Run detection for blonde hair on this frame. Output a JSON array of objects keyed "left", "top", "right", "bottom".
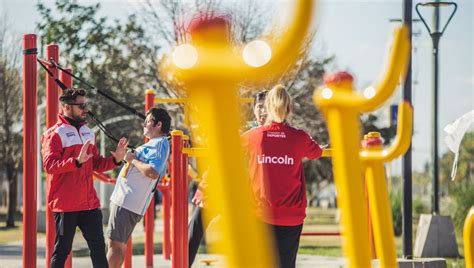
[{"left": 265, "top": 84, "right": 291, "bottom": 124}]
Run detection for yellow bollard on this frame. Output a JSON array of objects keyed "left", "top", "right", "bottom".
[
  {"left": 465, "top": 207, "right": 474, "bottom": 268},
  {"left": 313, "top": 25, "right": 410, "bottom": 268},
  {"left": 160, "top": 1, "right": 315, "bottom": 267}
]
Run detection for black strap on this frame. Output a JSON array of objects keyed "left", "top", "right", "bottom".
[
  {"left": 37, "top": 59, "right": 68, "bottom": 90},
  {"left": 23, "top": 48, "right": 38, "bottom": 55},
  {"left": 49, "top": 60, "right": 146, "bottom": 120},
  {"left": 37, "top": 58, "right": 138, "bottom": 151},
  {"left": 87, "top": 111, "right": 136, "bottom": 151}
]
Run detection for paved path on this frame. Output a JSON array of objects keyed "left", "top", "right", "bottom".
[
  {"left": 0, "top": 252, "right": 346, "bottom": 268},
  {"left": 0, "top": 217, "right": 346, "bottom": 267},
  {"left": 0, "top": 232, "right": 346, "bottom": 267}
]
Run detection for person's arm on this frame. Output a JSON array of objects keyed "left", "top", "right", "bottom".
[
  {"left": 192, "top": 168, "right": 210, "bottom": 206},
  {"left": 125, "top": 153, "right": 161, "bottom": 180},
  {"left": 92, "top": 137, "right": 128, "bottom": 172},
  {"left": 124, "top": 139, "right": 168, "bottom": 180},
  {"left": 303, "top": 131, "right": 323, "bottom": 160}
]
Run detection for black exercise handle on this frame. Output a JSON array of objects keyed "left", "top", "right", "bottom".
[
  {"left": 87, "top": 111, "right": 136, "bottom": 151},
  {"left": 37, "top": 59, "right": 68, "bottom": 90}
]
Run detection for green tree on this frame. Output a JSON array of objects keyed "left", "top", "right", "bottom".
[
  {"left": 440, "top": 131, "right": 474, "bottom": 231},
  {"left": 0, "top": 15, "right": 22, "bottom": 228},
  {"left": 36, "top": 0, "right": 173, "bottom": 150},
  {"left": 36, "top": 1, "right": 393, "bottom": 204}
]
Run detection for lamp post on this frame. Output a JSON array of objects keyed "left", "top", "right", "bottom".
[{"left": 415, "top": 1, "right": 457, "bottom": 215}]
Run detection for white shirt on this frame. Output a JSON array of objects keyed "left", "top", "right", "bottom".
[{"left": 110, "top": 136, "right": 169, "bottom": 215}]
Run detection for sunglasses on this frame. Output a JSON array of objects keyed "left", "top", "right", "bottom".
[{"left": 67, "top": 102, "right": 89, "bottom": 110}]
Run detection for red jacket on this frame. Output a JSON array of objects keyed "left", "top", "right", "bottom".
[
  {"left": 242, "top": 122, "right": 322, "bottom": 226},
  {"left": 41, "top": 114, "right": 117, "bottom": 212}
]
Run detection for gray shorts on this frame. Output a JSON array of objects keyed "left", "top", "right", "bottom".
[{"left": 107, "top": 203, "right": 142, "bottom": 243}]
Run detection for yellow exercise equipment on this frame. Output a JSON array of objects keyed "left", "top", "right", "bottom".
[
  {"left": 313, "top": 25, "right": 410, "bottom": 267},
  {"left": 160, "top": 1, "right": 315, "bottom": 267}
]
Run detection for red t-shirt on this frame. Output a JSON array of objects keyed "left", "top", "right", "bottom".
[{"left": 242, "top": 122, "right": 322, "bottom": 226}]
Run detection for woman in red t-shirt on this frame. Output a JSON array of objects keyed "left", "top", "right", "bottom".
[{"left": 242, "top": 85, "right": 323, "bottom": 268}]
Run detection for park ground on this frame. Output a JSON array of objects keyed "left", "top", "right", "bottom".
[{"left": 0, "top": 207, "right": 466, "bottom": 267}]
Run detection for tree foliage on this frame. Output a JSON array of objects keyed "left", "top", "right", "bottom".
[
  {"left": 37, "top": 1, "right": 180, "bottom": 149},
  {"left": 35, "top": 1, "right": 393, "bottom": 206},
  {"left": 441, "top": 131, "right": 474, "bottom": 231},
  {"left": 0, "top": 15, "right": 22, "bottom": 228}
]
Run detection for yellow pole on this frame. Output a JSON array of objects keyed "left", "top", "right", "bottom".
[
  {"left": 313, "top": 26, "right": 410, "bottom": 268},
  {"left": 360, "top": 102, "right": 412, "bottom": 267},
  {"left": 464, "top": 207, "right": 474, "bottom": 268},
  {"left": 160, "top": 1, "right": 315, "bottom": 266},
  {"left": 187, "top": 85, "right": 275, "bottom": 267},
  {"left": 365, "top": 162, "right": 398, "bottom": 267},
  {"left": 324, "top": 105, "right": 372, "bottom": 268}
]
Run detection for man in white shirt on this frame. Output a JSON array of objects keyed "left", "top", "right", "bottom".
[{"left": 106, "top": 108, "right": 171, "bottom": 268}]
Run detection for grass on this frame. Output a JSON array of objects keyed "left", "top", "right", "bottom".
[
  {"left": 0, "top": 220, "right": 46, "bottom": 244},
  {"left": 298, "top": 245, "right": 342, "bottom": 256},
  {"left": 0, "top": 222, "right": 24, "bottom": 244}
]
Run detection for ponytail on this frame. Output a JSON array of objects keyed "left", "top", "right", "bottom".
[{"left": 265, "top": 84, "right": 291, "bottom": 124}]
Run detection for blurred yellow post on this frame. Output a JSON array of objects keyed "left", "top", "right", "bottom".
[
  {"left": 464, "top": 207, "right": 474, "bottom": 268},
  {"left": 313, "top": 25, "right": 410, "bottom": 267},
  {"left": 160, "top": 1, "right": 315, "bottom": 267}
]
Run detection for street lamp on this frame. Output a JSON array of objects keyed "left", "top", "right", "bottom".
[{"left": 415, "top": 1, "right": 457, "bottom": 215}]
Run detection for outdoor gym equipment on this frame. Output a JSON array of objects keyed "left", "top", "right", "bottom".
[
  {"left": 167, "top": 129, "right": 335, "bottom": 267},
  {"left": 22, "top": 39, "right": 159, "bottom": 268},
  {"left": 360, "top": 101, "right": 413, "bottom": 267},
  {"left": 161, "top": 0, "right": 313, "bottom": 267},
  {"left": 313, "top": 25, "right": 410, "bottom": 267},
  {"left": 161, "top": 0, "right": 314, "bottom": 267}
]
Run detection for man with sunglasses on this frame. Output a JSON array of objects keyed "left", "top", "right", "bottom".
[{"left": 42, "top": 88, "right": 128, "bottom": 268}]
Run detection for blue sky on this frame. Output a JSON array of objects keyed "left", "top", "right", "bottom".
[{"left": 1, "top": 0, "right": 473, "bottom": 172}]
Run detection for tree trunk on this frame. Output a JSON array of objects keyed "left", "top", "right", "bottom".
[{"left": 6, "top": 163, "right": 17, "bottom": 228}]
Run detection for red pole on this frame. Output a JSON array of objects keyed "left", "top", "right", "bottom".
[
  {"left": 158, "top": 182, "right": 171, "bottom": 260},
  {"left": 171, "top": 131, "right": 183, "bottom": 268},
  {"left": 60, "top": 69, "right": 73, "bottom": 268},
  {"left": 181, "top": 140, "right": 189, "bottom": 268},
  {"left": 60, "top": 68, "right": 72, "bottom": 89},
  {"left": 144, "top": 89, "right": 155, "bottom": 266},
  {"left": 45, "top": 44, "right": 59, "bottom": 268},
  {"left": 22, "top": 33, "right": 37, "bottom": 268},
  {"left": 124, "top": 239, "right": 132, "bottom": 268}
]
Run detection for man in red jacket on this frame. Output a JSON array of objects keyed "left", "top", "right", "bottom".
[{"left": 42, "top": 88, "right": 128, "bottom": 268}]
